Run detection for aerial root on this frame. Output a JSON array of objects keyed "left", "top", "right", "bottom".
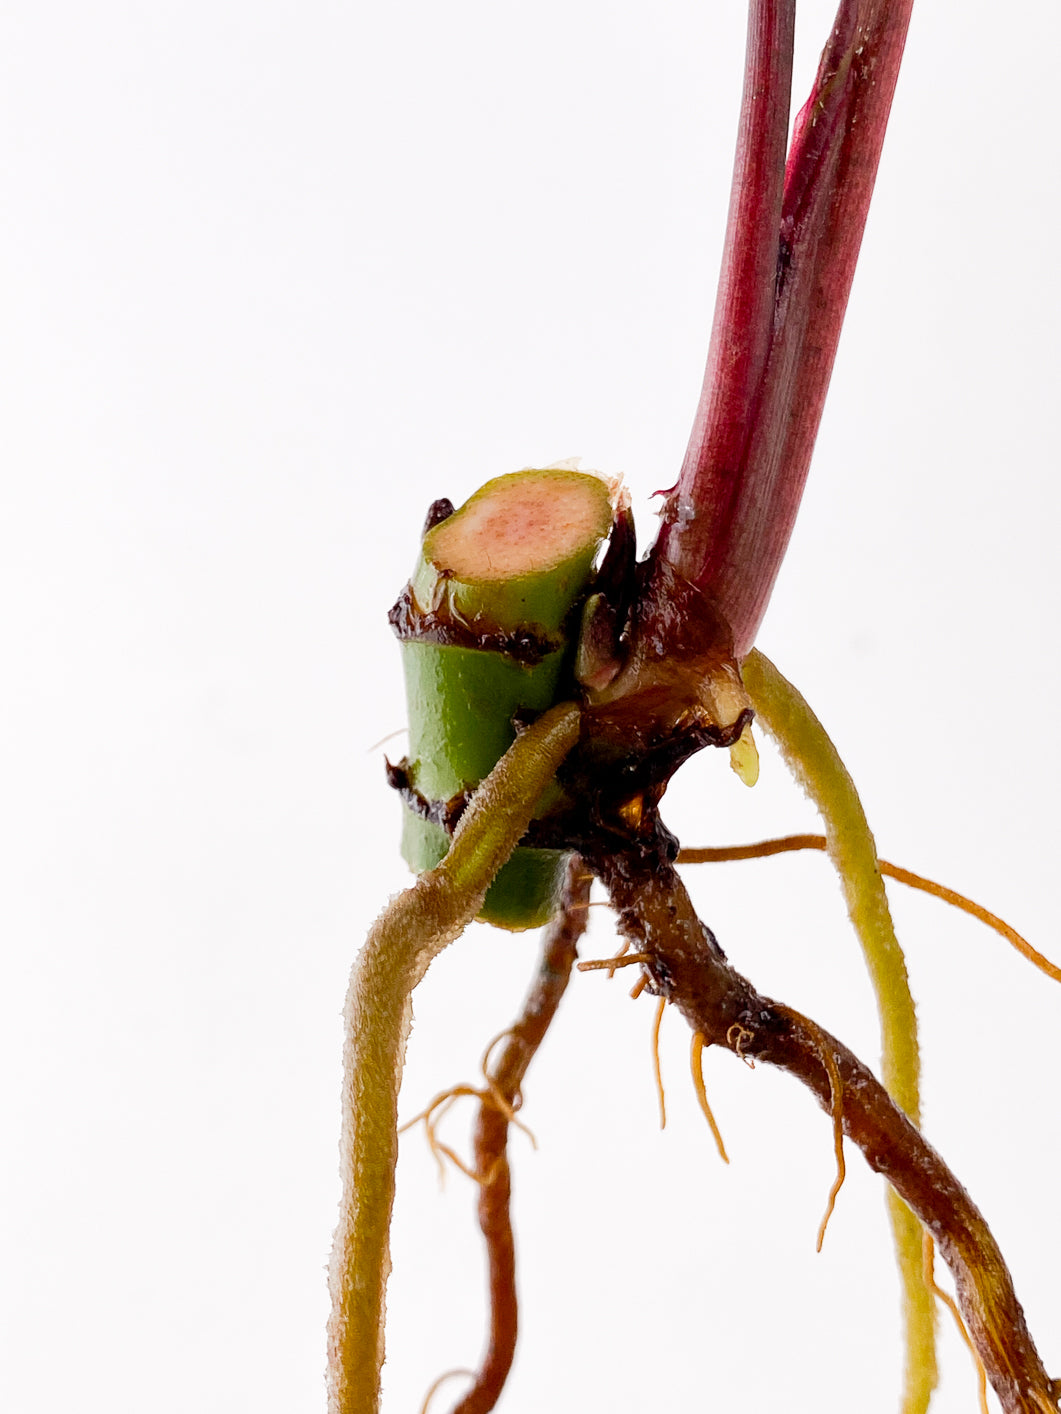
[
  {"left": 629, "top": 973, "right": 649, "bottom": 1000},
  {"left": 651, "top": 996, "right": 667, "bottom": 1129},
  {"left": 690, "top": 1032, "right": 729, "bottom": 1163},
  {"left": 418, "top": 1368, "right": 477, "bottom": 1414},
  {"left": 922, "top": 1232, "right": 989, "bottom": 1414},
  {"left": 678, "top": 834, "right": 1061, "bottom": 985},
  {"left": 774, "top": 1004, "right": 846, "bottom": 1251}
]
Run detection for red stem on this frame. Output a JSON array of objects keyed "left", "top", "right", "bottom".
[
  {"left": 654, "top": 0, "right": 915, "bottom": 657},
  {"left": 654, "top": 0, "right": 794, "bottom": 591}
]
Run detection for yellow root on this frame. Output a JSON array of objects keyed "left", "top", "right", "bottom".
[
  {"left": 479, "top": 1026, "right": 516, "bottom": 1079},
  {"left": 882, "top": 859, "right": 1061, "bottom": 985},
  {"left": 773, "top": 1005, "right": 846, "bottom": 1251},
  {"left": 400, "top": 1084, "right": 482, "bottom": 1133},
  {"left": 740, "top": 653, "right": 936, "bottom": 1413},
  {"left": 577, "top": 945, "right": 660, "bottom": 997},
  {"left": 678, "top": 833, "right": 1061, "bottom": 985},
  {"left": 425, "top": 1095, "right": 482, "bottom": 1186},
  {"left": 432, "top": 1137, "right": 491, "bottom": 1186},
  {"left": 726, "top": 1023, "right": 755, "bottom": 1066},
  {"left": 400, "top": 1079, "right": 537, "bottom": 1186},
  {"left": 577, "top": 949, "right": 650, "bottom": 974},
  {"left": 690, "top": 1032, "right": 729, "bottom": 1163},
  {"left": 813, "top": 1041, "right": 846, "bottom": 1254},
  {"left": 605, "top": 937, "right": 631, "bottom": 977},
  {"left": 418, "top": 1367, "right": 476, "bottom": 1414},
  {"left": 921, "top": 1233, "right": 989, "bottom": 1414},
  {"left": 578, "top": 957, "right": 667, "bottom": 1112},
  {"left": 478, "top": 1028, "right": 534, "bottom": 1130},
  {"left": 399, "top": 1086, "right": 476, "bottom": 1184},
  {"left": 651, "top": 996, "right": 667, "bottom": 1130}
]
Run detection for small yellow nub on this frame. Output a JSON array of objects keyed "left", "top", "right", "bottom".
[{"left": 728, "top": 722, "right": 760, "bottom": 787}]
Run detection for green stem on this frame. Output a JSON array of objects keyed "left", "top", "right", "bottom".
[
  {"left": 741, "top": 649, "right": 936, "bottom": 1414},
  {"left": 327, "top": 702, "right": 581, "bottom": 1414},
  {"left": 394, "top": 468, "right": 612, "bottom": 928}
]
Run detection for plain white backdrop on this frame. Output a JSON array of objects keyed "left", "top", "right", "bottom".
[{"left": 1, "top": 2, "right": 1058, "bottom": 1411}]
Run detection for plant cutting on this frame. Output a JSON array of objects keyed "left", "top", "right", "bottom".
[{"left": 331, "top": 2, "right": 1060, "bottom": 1413}]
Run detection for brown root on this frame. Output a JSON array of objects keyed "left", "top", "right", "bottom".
[
  {"left": 590, "top": 846, "right": 1059, "bottom": 1414},
  {"left": 443, "top": 858, "right": 589, "bottom": 1414}
]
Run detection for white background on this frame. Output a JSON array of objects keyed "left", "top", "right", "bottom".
[{"left": 2, "top": 2, "right": 1058, "bottom": 1411}]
